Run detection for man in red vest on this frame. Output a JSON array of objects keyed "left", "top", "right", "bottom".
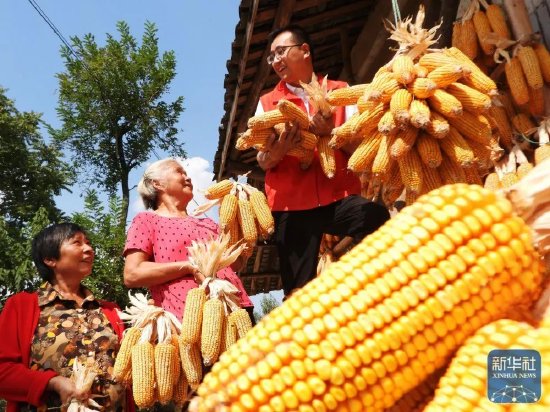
[{"left": 256, "top": 24, "right": 390, "bottom": 297}]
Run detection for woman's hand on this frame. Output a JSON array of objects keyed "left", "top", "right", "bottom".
[
  {"left": 47, "top": 376, "right": 89, "bottom": 407},
  {"left": 179, "top": 261, "right": 205, "bottom": 284}
]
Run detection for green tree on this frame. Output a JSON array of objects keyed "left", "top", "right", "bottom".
[
  {"left": 0, "top": 88, "right": 71, "bottom": 228},
  {"left": 56, "top": 21, "right": 185, "bottom": 226},
  {"left": 253, "top": 293, "right": 281, "bottom": 323},
  {"left": 72, "top": 190, "right": 131, "bottom": 308}
]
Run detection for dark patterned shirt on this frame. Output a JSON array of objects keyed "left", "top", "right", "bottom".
[{"left": 20, "top": 282, "right": 125, "bottom": 412}]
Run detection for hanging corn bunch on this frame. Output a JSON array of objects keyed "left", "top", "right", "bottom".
[
  {"left": 113, "top": 292, "right": 185, "bottom": 409},
  {"left": 66, "top": 358, "right": 102, "bottom": 412},
  {"left": 179, "top": 232, "right": 252, "bottom": 390},
  {"left": 325, "top": 6, "right": 506, "bottom": 208},
  {"left": 190, "top": 156, "right": 550, "bottom": 411}
]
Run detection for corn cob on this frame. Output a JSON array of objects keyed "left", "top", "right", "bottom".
[
  {"left": 517, "top": 46, "right": 543, "bottom": 90},
  {"left": 180, "top": 287, "right": 206, "bottom": 344},
  {"left": 427, "top": 64, "right": 464, "bottom": 88},
  {"left": 391, "top": 55, "right": 416, "bottom": 85},
  {"left": 409, "top": 99, "right": 431, "bottom": 129},
  {"left": 505, "top": 56, "right": 530, "bottom": 106},
  {"left": 113, "top": 327, "right": 141, "bottom": 383},
  {"left": 372, "top": 133, "right": 395, "bottom": 177},
  {"left": 237, "top": 189, "right": 258, "bottom": 245},
  {"left": 173, "top": 370, "right": 189, "bottom": 407},
  {"left": 413, "top": 64, "right": 429, "bottom": 79},
  {"left": 425, "top": 112, "right": 450, "bottom": 139},
  {"left": 357, "top": 94, "right": 379, "bottom": 113},
  {"left": 533, "top": 43, "right": 550, "bottom": 83},
  {"left": 446, "top": 82, "right": 491, "bottom": 112},
  {"left": 326, "top": 84, "right": 368, "bottom": 106},
  {"left": 318, "top": 136, "right": 336, "bottom": 178},
  {"left": 390, "top": 126, "right": 419, "bottom": 159},
  {"left": 227, "top": 216, "right": 241, "bottom": 248},
  {"left": 287, "top": 145, "right": 314, "bottom": 163},
  {"left": 180, "top": 342, "right": 203, "bottom": 390},
  {"left": 420, "top": 163, "right": 443, "bottom": 194},
  {"left": 473, "top": 10, "right": 495, "bottom": 55},
  {"left": 348, "top": 133, "right": 382, "bottom": 172},
  {"left": 388, "top": 369, "right": 444, "bottom": 412},
  {"left": 410, "top": 78, "right": 438, "bottom": 99},
  {"left": 365, "top": 72, "right": 402, "bottom": 103},
  {"left": 204, "top": 179, "right": 235, "bottom": 200},
  {"left": 397, "top": 147, "right": 424, "bottom": 193},
  {"left": 512, "top": 113, "right": 535, "bottom": 135},
  {"left": 132, "top": 341, "right": 156, "bottom": 409},
  {"left": 501, "top": 172, "right": 519, "bottom": 188},
  {"left": 516, "top": 162, "right": 534, "bottom": 179},
  {"left": 444, "top": 47, "right": 498, "bottom": 95},
  {"left": 528, "top": 86, "right": 545, "bottom": 117},
  {"left": 155, "top": 342, "right": 177, "bottom": 404},
  {"left": 484, "top": 172, "right": 501, "bottom": 191},
  {"left": 438, "top": 153, "right": 467, "bottom": 184},
  {"left": 428, "top": 89, "right": 463, "bottom": 118},
  {"left": 235, "top": 128, "right": 272, "bottom": 151},
  {"left": 415, "top": 132, "right": 442, "bottom": 168},
  {"left": 418, "top": 52, "right": 459, "bottom": 71},
  {"left": 201, "top": 298, "right": 224, "bottom": 366},
  {"left": 378, "top": 110, "right": 397, "bottom": 135},
  {"left": 535, "top": 144, "right": 550, "bottom": 165},
  {"left": 448, "top": 112, "right": 492, "bottom": 145},
  {"left": 423, "top": 319, "right": 534, "bottom": 412},
  {"left": 463, "top": 167, "right": 482, "bottom": 185},
  {"left": 439, "top": 127, "right": 475, "bottom": 167},
  {"left": 299, "top": 130, "right": 318, "bottom": 150},
  {"left": 196, "top": 182, "right": 544, "bottom": 411},
  {"left": 488, "top": 105, "right": 514, "bottom": 150},
  {"left": 330, "top": 112, "right": 361, "bottom": 148},
  {"left": 219, "top": 190, "right": 238, "bottom": 232},
  {"left": 228, "top": 308, "right": 253, "bottom": 339},
  {"left": 352, "top": 102, "right": 385, "bottom": 137},
  {"left": 465, "top": 138, "right": 494, "bottom": 170},
  {"left": 249, "top": 189, "right": 274, "bottom": 235},
  {"left": 486, "top": 4, "right": 511, "bottom": 39},
  {"left": 389, "top": 89, "right": 413, "bottom": 127},
  {"left": 277, "top": 99, "right": 309, "bottom": 129},
  {"left": 222, "top": 316, "right": 238, "bottom": 351},
  {"left": 247, "top": 109, "right": 287, "bottom": 130},
  {"left": 452, "top": 19, "right": 479, "bottom": 61}
]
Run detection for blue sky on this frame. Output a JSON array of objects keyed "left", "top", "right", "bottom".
[{"left": 1, "top": 0, "right": 283, "bottom": 304}]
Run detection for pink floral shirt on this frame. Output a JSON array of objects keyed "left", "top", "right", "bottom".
[{"left": 124, "top": 212, "right": 253, "bottom": 320}]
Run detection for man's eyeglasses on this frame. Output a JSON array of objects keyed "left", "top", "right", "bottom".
[{"left": 266, "top": 44, "right": 303, "bottom": 64}]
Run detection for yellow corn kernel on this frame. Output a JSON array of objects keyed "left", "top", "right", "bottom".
[
  {"left": 155, "top": 342, "right": 177, "bottom": 404},
  {"left": 219, "top": 190, "right": 238, "bottom": 231},
  {"left": 247, "top": 109, "right": 287, "bottom": 130},
  {"left": 180, "top": 342, "right": 203, "bottom": 391},
  {"left": 438, "top": 153, "right": 467, "bottom": 184},
  {"left": 410, "top": 78, "right": 438, "bottom": 99},
  {"left": 428, "top": 89, "right": 463, "bottom": 118},
  {"left": 473, "top": 11, "right": 495, "bottom": 55},
  {"left": 517, "top": 46, "right": 543, "bottom": 90},
  {"left": 330, "top": 112, "right": 362, "bottom": 148},
  {"left": 414, "top": 63, "right": 429, "bottom": 78},
  {"left": 425, "top": 112, "right": 450, "bottom": 139},
  {"left": 415, "top": 132, "right": 442, "bottom": 168},
  {"left": 483, "top": 172, "right": 501, "bottom": 191},
  {"left": 389, "top": 89, "right": 413, "bottom": 127},
  {"left": 229, "top": 308, "right": 254, "bottom": 339},
  {"left": 365, "top": 72, "right": 402, "bottom": 103},
  {"left": 505, "top": 56, "right": 530, "bottom": 106},
  {"left": 391, "top": 55, "right": 416, "bottom": 85},
  {"left": 463, "top": 167, "right": 482, "bottom": 186},
  {"left": 249, "top": 189, "right": 274, "bottom": 235},
  {"left": 454, "top": 19, "right": 479, "bottom": 60},
  {"left": 511, "top": 113, "right": 535, "bottom": 135},
  {"left": 465, "top": 138, "right": 494, "bottom": 170},
  {"left": 421, "top": 162, "right": 443, "bottom": 194},
  {"left": 238, "top": 189, "right": 258, "bottom": 245},
  {"left": 348, "top": 133, "right": 382, "bottom": 173},
  {"left": 378, "top": 110, "right": 397, "bottom": 135},
  {"left": 535, "top": 144, "right": 550, "bottom": 165},
  {"left": 113, "top": 327, "right": 141, "bottom": 383},
  {"left": 132, "top": 341, "right": 156, "bottom": 409},
  {"left": 326, "top": 84, "right": 368, "bottom": 106},
  {"left": 444, "top": 47, "right": 498, "bottom": 95},
  {"left": 352, "top": 102, "right": 386, "bottom": 137},
  {"left": 371, "top": 132, "right": 395, "bottom": 177},
  {"left": 318, "top": 136, "right": 336, "bottom": 178},
  {"left": 409, "top": 99, "right": 431, "bottom": 129},
  {"left": 201, "top": 298, "right": 224, "bottom": 366},
  {"left": 487, "top": 105, "right": 513, "bottom": 150},
  {"left": 439, "top": 127, "right": 475, "bottom": 167},
  {"left": 235, "top": 128, "right": 272, "bottom": 151},
  {"left": 299, "top": 130, "right": 318, "bottom": 150},
  {"left": 173, "top": 370, "right": 189, "bottom": 407},
  {"left": 528, "top": 86, "right": 544, "bottom": 117},
  {"left": 448, "top": 112, "right": 492, "bottom": 145},
  {"left": 277, "top": 99, "right": 309, "bottom": 129},
  {"left": 418, "top": 52, "right": 460, "bottom": 71},
  {"left": 427, "top": 64, "right": 465, "bottom": 88},
  {"left": 446, "top": 82, "right": 491, "bottom": 112},
  {"left": 486, "top": 4, "right": 511, "bottom": 39},
  {"left": 533, "top": 43, "right": 550, "bottom": 83},
  {"left": 500, "top": 172, "right": 519, "bottom": 188},
  {"left": 205, "top": 179, "right": 235, "bottom": 200},
  {"left": 390, "top": 125, "right": 419, "bottom": 159},
  {"left": 397, "top": 147, "right": 424, "bottom": 194}
]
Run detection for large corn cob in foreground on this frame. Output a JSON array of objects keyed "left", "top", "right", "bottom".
[{"left": 193, "top": 179, "right": 546, "bottom": 411}]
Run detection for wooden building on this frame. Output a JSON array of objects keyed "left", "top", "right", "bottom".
[{"left": 212, "top": 0, "right": 465, "bottom": 295}]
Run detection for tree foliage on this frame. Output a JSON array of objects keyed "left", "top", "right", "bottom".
[
  {"left": 0, "top": 88, "right": 71, "bottom": 229},
  {"left": 55, "top": 21, "right": 185, "bottom": 225},
  {"left": 253, "top": 293, "right": 281, "bottom": 323}
]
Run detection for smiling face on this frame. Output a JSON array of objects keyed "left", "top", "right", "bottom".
[
  {"left": 158, "top": 160, "right": 194, "bottom": 202},
  {"left": 270, "top": 31, "right": 313, "bottom": 86},
  {"left": 44, "top": 232, "right": 95, "bottom": 281}
]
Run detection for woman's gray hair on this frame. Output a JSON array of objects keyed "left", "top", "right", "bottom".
[{"left": 137, "top": 158, "right": 179, "bottom": 209}]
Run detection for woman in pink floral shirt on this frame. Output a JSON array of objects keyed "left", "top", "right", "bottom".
[{"left": 123, "top": 158, "right": 253, "bottom": 321}]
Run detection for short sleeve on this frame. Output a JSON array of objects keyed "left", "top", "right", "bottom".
[{"left": 123, "top": 212, "right": 154, "bottom": 257}]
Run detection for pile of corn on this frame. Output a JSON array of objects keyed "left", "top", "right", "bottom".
[
  {"left": 324, "top": 8, "right": 505, "bottom": 208},
  {"left": 113, "top": 292, "right": 188, "bottom": 409},
  {"left": 236, "top": 99, "right": 321, "bottom": 172},
  {"left": 204, "top": 179, "right": 274, "bottom": 248},
  {"left": 190, "top": 153, "right": 550, "bottom": 410}
]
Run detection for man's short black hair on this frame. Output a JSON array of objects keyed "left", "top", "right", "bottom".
[
  {"left": 268, "top": 24, "right": 314, "bottom": 60},
  {"left": 31, "top": 222, "right": 88, "bottom": 281}
]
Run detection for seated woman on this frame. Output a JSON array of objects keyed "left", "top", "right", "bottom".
[
  {"left": 123, "top": 158, "right": 254, "bottom": 322},
  {"left": 0, "top": 222, "right": 133, "bottom": 411}
]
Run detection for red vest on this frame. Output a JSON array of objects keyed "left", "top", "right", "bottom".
[{"left": 260, "top": 77, "right": 361, "bottom": 211}]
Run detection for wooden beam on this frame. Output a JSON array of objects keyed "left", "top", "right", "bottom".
[
  {"left": 217, "top": 0, "right": 260, "bottom": 181},
  {"left": 255, "top": 0, "right": 330, "bottom": 24},
  {"left": 224, "top": 161, "right": 265, "bottom": 181},
  {"left": 253, "top": 245, "right": 264, "bottom": 273}
]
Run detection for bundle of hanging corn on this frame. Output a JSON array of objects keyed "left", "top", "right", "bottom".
[
  {"left": 113, "top": 293, "right": 186, "bottom": 409},
  {"left": 197, "top": 179, "right": 274, "bottom": 248},
  {"left": 189, "top": 157, "right": 550, "bottom": 411},
  {"left": 179, "top": 232, "right": 252, "bottom": 391},
  {"left": 321, "top": 6, "right": 507, "bottom": 207},
  {"left": 236, "top": 99, "right": 319, "bottom": 170},
  {"left": 66, "top": 358, "right": 102, "bottom": 411}
]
